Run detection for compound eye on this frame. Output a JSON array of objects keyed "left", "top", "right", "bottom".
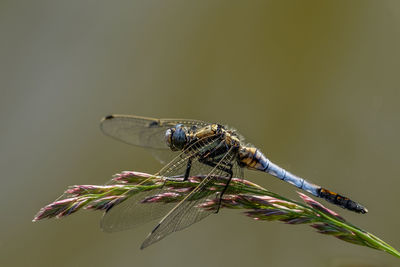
[
  {"left": 165, "top": 128, "right": 174, "bottom": 148},
  {"left": 170, "top": 124, "right": 187, "bottom": 151}
]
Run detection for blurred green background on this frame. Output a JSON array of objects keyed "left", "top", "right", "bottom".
[{"left": 1, "top": 1, "right": 399, "bottom": 266}]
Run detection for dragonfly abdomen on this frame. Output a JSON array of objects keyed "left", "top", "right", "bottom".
[
  {"left": 262, "top": 159, "right": 321, "bottom": 197},
  {"left": 238, "top": 147, "right": 269, "bottom": 170},
  {"left": 239, "top": 146, "right": 368, "bottom": 213}
]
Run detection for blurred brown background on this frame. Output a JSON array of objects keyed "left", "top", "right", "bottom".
[{"left": 1, "top": 1, "right": 399, "bottom": 266}]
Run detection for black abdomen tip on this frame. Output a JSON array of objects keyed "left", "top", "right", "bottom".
[
  {"left": 318, "top": 188, "right": 368, "bottom": 214},
  {"left": 104, "top": 115, "right": 114, "bottom": 120},
  {"left": 346, "top": 200, "right": 368, "bottom": 214}
]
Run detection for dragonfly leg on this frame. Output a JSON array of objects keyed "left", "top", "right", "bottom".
[
  {"left": 216, "top": 165, "right": 233, "bottom": 213},
  {"left": 183, "top": 158, "right": 193, "bottom": 181},
  {"left": 200, "top": 159, "right": 233, "bottom": 213}
]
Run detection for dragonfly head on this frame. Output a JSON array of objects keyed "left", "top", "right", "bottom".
[{"left": 165, "top": 124, "right": 188, "bottom": 151}]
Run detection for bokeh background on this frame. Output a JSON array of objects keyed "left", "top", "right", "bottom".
[{"left": 1, "top": 1, "right": 399, "bottom": 266}]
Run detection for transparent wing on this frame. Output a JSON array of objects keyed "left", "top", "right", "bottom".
[
  {"left": 100, "top": 114, "right": 210, "bottom": 149},
  {"left": 100, "top": 134, "right": 227, "bottom": 232},
  {"left": 140, "top": 147, "right": 242, "bottom": 249}
]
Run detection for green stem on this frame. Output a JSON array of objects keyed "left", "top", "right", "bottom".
[
  {"left": 233, "top": 182, "right": 400, "bottom": 258},
  {"left": 317, "top": 211, "right": 400, "bottom": 258}
]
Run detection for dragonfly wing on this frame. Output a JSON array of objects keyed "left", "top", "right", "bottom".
[
  {"left": 100, "top": 114, "right": 209, "bottom": 149},
  {"left": 100, "top": 185, "right": 177, "bottom": 232},
  {"left": 100, "top": 134, "right": 226, "bottom": 232},
  {"left": 150, "top": 148, "right": 178, "bottom": 165},
  {"left": 140, "top": 147, "right": 241, "bottom": 249}
]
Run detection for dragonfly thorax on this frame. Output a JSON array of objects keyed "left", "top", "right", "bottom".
[{"left": 165, "top": 123, "right": 238, "bottom": 152}]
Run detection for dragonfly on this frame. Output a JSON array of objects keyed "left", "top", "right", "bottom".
[{"left": 100, "top": 114, "right": 367, "bottom": 249}]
